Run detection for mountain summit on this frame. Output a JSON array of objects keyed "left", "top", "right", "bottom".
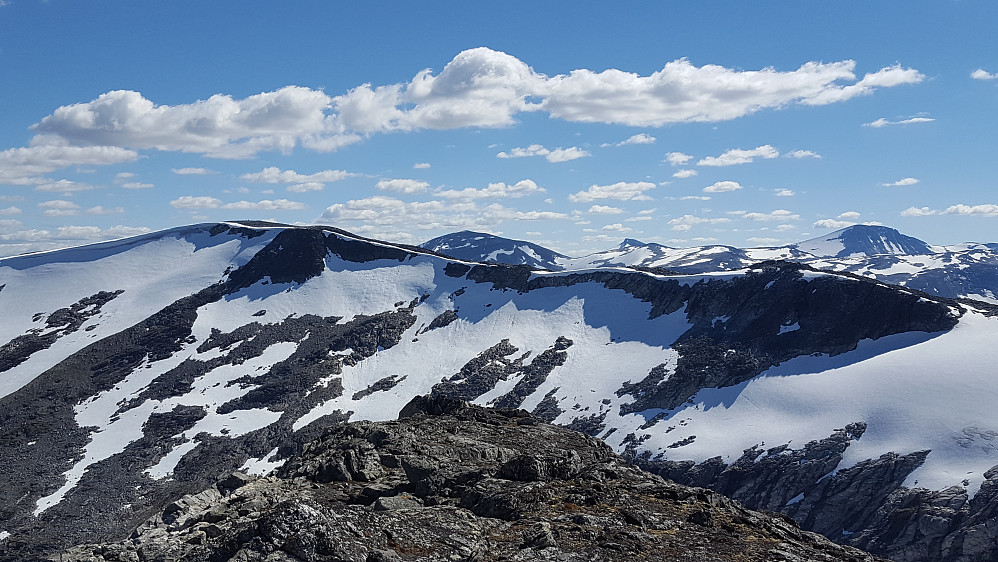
[
  {"left": 794, "top": 225, "right": 935, "bottom": 258},
  {"left": 421, "top": 230, "right": 567, "bottom": 270}
]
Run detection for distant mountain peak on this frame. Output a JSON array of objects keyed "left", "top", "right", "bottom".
[
  {"left": 797, "top": 224, "right": 933, "bottom": 258},
  {"left": 421, "top": 231, "right": 566, "bottom": 270},
  {"left": 619, "top": 238, "right": 647, "bottom": 248}
]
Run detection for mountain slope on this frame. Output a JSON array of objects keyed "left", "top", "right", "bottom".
[
  {"left": 0, "top": 222, "right": 995, "bottom": 561},
  {"left": 794, "top": 225, "right": 935, "bottom": 258},
  {"left": 56, "top": 396, "right": 883, "bottom": 562},
  {"left": 421, "top": 230, "right": 566, "bottom": 270}
]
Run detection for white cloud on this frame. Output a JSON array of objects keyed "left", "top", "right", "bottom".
[
  {"left": 605, "top": 133, "right": 656, "bottom": 147},
  {"left": 436, "top": 179, "right": 544, "bottom": 200},
  {"left": 941, "top": 204, "right": 998, "bottom": 217},
  {"left": 901, "top": 206, "right": 937, "bottom": 217},
  {"left": 413, "top": 162, "right": 431, "bottom": 169},
  {"left": 601, "top": 223, "right": 632, "bottom": 232},
  {"left": 882, "top": 177, "right": 919, "bottom": 187},
  {"left": 0, "top": 224, "right": 152, "bottom": 256},
  {"left": 569, "top": 181, "right": 656, "bottom": 202},
  {"left": 0, "top": 145, "right": 137, "bottom": 185},
  {"left": 242, "top": 166, "right": 354, "bottom": 184},
  {"left": 121, "top": 181, "right": 154, "bottom": 189},
  {"left": 813, "top": 218, "right": 855, "bottom": 229},
  {"left": 972, "top": 69, "right": 998, "bottom": 81},
  {"left": 702, "top": 180, "right": 742, "bottom": 193},
  {"left": 775, "top": 189, "right": 795, "bottom": 197},
  {"left": 31, "top": 86, "right": 341, "bottom": 159},
  {"left": 785, "top": 150, "right": 821, "bottom": 159},
  {"left": 115, "top": 172, "right": 136, "bottom": 180},
  {"left": 38, "top": 199, "right": 81, "bottom": 216},
  {"left": 672, "top": 169, "right": 698, "bottom": 179},
  {"left": 86, "top": 205, "right": 125, "bottom": 215},
  {"left": 588, "top": 205, "right": 624, "bottom": 214},
  {"left": 625, "top": 216, "right": 653, "bottom": 222},
  {"left": 0, "top": 206, "right": 22, "bottom": 215},
  {"left": 172, "top": 167, "right": 215, "bottom": 175},
  {"left": 678, "top": 195, "right": 711, "bottom": 201},
  {"left": 546, "top": 146, "right": 590, "bottom": 162},
  {"left": 35, "top": 179, "right": 93, "bottom": 193},
  {"left": 497, "top": 144, "right": 590, "bottom": 162},
  {"left": 170, "top": 196, "right": 222, "bottom": 209},
  {"left": 742, "top": 209, "right": 800, "bottom": 221},
  {"left": 864, "top": 116, "right": 935, "bottom": 127},
  {"left": 319, "top": 196, "right": 568, "bottom": 239},
  {"left": 664, "top": 152, "right": 693, "bottom": 166},
  {"left": 838, "top": 211, "right": 861, "bottom": 220},
  {"left": 668, "top": 214, "right": 731, "bottom": 231},
  {"left": 698, "top": 145, "right": 779, "bottom": 166},
  {"left": 376, "top": 178, "right": 430, "bottom": 194},
  {"left": 287, "top": 182, "right": 325, "bottom": 193},
  {"left": 543, "top": 58, "right": 922, "bottom": 125},
  {"left": 221, "top": 199, "right": 306, "bottom": 211}
]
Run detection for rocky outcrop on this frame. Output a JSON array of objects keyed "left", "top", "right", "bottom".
[{"left": 52, "top": 397, "right": 883, "bottom": 562}]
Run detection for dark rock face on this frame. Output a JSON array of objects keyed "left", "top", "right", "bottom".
[{"left": 54, "top": 397, "right": 884, "bottom": 562}]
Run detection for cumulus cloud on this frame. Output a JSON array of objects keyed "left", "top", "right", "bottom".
[
  {"left": 172, "top": 167, "right": 215, "bottom": 175},
  {"left": 864, "top": 116, "right": 935, "bottom": 127},
  {"left": 0, "top": 206, "right": 22, "bottom": 215},
  {"left": 882, "top": 177, "right": 919, "bottom": 187},
  {"left": 785, "top": 150, "right": 821, "bottom": 159},
  {"left": 603, "top": 133, "right": 656, "bottom": 147},
  {"left": 972, "top": 69, "right": 998, "bottom": 80},
  {"left": 601, "top": 223, "right": 632, "bottom": 232},
  {"left": 664, "top": 152, "right": 694, "bottom": 166},
  {"left": 939, "top": 204, "right": 998, "bottom": 216},
  {"left": 702, "top": 180, "right": 742, "bottom": 193},
  {"left": 569, "top": 181, "right": 656, "bottom": 202},
  {"left": 413, "top": 162, "right": 431, "bottom": 169},
  {"left": 170, "top": 196, "right": 223, "bottom": 209},
  {"left": 775, "top": 189, "right": 795, "bottom": 197},
  {"left": 284, "top": 182, "right": 322, "bottom": 193},
  {"left": 0, "top": 224, "right": 153, "bottom": 257},
  {"left": 813, "top": 218, "right": 855, "bottom": 229},
  {"left": 35, "top": 179, "right": 93, "bottom": 193},
  {"left": 668, "top": 214, "right": 731, "bottom": 231},
  {"left": 697, "top": 145, "right": 779, "bottom": 166},
  {"left": 222, "top": 199, "right": 306, "bottom": 211},
  {"left": 30, "top": 86, "right": 342, "bottom": 159},
  {"left": 242, "top": 166, "right": 354, "bottom": 184},
  {"left": 319, "top": 195, "right": 567, "bottom": 241},
  {"left": 742, "top": 209, "right": 800, "bottom": 221},
  {"left": 588, "top": 205, "right": 624, "bottom": 214},
  {"left": 0, "top": 145, "right": 137, "bottom": 185},
  {"left": 838, "top": 211, "right": 861, "bottom": 220},
  {"left": 497, "top": 144, "right": 590, "bottom": 162},
  {"left": 435, "top": 179, "right": 544, "bottom": 200},
  {"left": 672, "top": 169, "right": 698, "bottom": 179},
  {"left": 86, "top": 205, "right": 125, "bottom": 215},
  {"left": 376, "top": 178, "right": 430, "bottom": 194},
  {"left": 38, "top": 199, "right": 81, "bottom": 216},
  {"left": 121, "top": 181, "right": 154, "bottom": 189}
]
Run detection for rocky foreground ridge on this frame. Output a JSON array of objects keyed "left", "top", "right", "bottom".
[{"left": 52, "top": 397, "right": 881, "bottom": 562}]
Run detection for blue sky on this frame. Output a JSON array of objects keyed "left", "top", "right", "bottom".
[{"left": 0, "top": 1, "right": 996, "bottom": 257}]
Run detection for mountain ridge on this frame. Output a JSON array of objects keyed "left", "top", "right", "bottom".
[{"left": 0, "top": 221, "right": 996, "bottom": 561}]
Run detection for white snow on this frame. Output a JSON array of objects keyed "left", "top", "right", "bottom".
[
  {"left": 0, "top": 224, "right": 277, "bottom": 399},
  {"left": 640, "top": 311, "right": 998, "bottom": 497},
  {"left": 779, "top": 322, "right": 800, "bottom": 334},
  {"left": 241, "top": 447, "right": 285, "bottom": 476}
]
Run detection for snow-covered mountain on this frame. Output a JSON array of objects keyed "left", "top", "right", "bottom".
[
  {"left": 423, "top": 225, "right": 998, "bottom": 302},
  {"left": 422, "top": 230, "right": 567, "bottom": 270},
  {"left": 794, "top": 224, "right": 935, "bottom": 258},
  {"left": 2, "top": 221, "right": 998, "bottom": 561}
]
